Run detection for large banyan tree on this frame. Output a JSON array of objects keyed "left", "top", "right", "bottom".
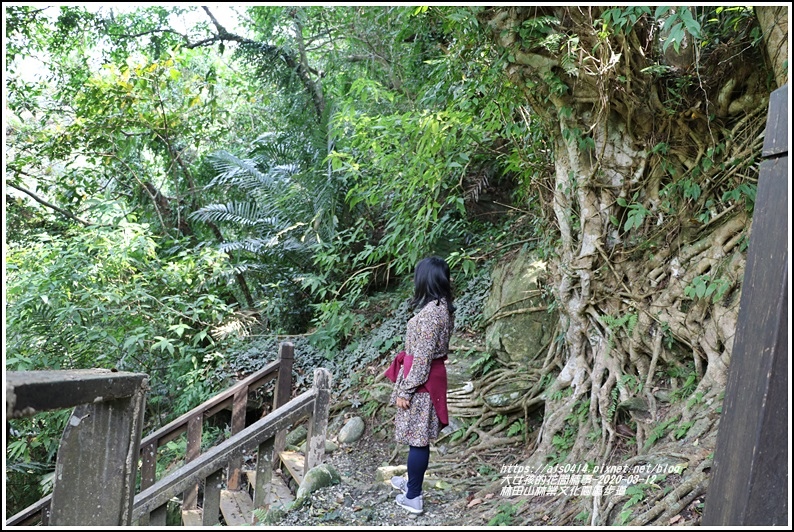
[{"left": 472, "top": 6, "right": 787, "bottom": 525}]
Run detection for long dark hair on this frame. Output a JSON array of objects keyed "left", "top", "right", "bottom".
[{"left": 410, "top": 256, "right": 455, "bottom": 315}]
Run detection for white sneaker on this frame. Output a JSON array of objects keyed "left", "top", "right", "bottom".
[
  {"left": 390, "top": 476, "right": 408, "bottom": 493},
  {"left": 395, "top": 493, "right": 423, "bottom": 514}
]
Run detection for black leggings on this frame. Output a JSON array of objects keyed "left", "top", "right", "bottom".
[{"left": 406, "top": 445, "right": 430, "bottom": 499}]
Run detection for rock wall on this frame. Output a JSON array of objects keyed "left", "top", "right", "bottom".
[{"left": 483, "top": 248, "right": 556, "bottom": 364}]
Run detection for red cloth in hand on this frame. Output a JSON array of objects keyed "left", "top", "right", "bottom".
[{"left": 384, "top": 350, "right": 448, "bottom": 427}]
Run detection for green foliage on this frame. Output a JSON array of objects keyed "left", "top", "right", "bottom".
[
  {"left": 602, "top": 312, "right": 639, "bottom": 337},
  {"left": 566, "top": 399, "right": 591, "bottom": 426},
  {"left": 686, "top": 391, "right": 704, "bottom": 409},
  {"left": 721, "top": 182, "right": 756, "bottom": 212},
  {"left": 616, "top": 193, "right": 651, "bottom": 232},
  {"left": 684, "top": 274, "right": 730, "bottom": 303},
  {"left": 507, "top": 418, "right": 526, "bottom": 439},
  {"left": 644, "top": 416, "right": 680, "bottom": 450},
  {"left": 599, "top": 6, "right": 652, "bottom": 35},
  {"left": 549, "top": 386, "right": 573, "bottom": 402},
  {"left": 551, "top": 424, "right": 575, "bottom": 459},
  {"left": 673, "top": 421, "right": 695, "bottom": 440},
  {"left": 329, "top": 106, "right": 472, "bottom": 273},
  {"left": 618, "top": 482, "right": 653, "bottom": 524},
  {"left": 470, "top": 350, "right": 500, "bottom": 377},
  {"left": 618, "top": 374, "right": 643, "bottom": 395},
  {"left": 654, "top": 7, "right": 702, "bottom": 53},
  {"left": 488, "top": 501, "right": 522, "bottom": 526},
  {"left": 670, "top": 370, "right": 699, "bottom": 403},
  {"left": 574, "top": 510, "right": 590, "bottom": 524},
  {"left": 606, "top": 386, "right": 620, "bottom": 422},
  {"left": 5, "top": 220, "right": 243, "bottom": 450},
  {"left": 448, "top": 419, "right": 473, "bottom": 444},
  {"left": 452, "top": 266, "right": 491, "bottom": 332}
]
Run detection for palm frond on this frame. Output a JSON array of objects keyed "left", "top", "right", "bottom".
[
  {"left": 188, "top": 202, "right": 281, "bottom": 227},
  {"left": 219, "top": 238, "right": 283, "bottom": 254},
  {"left": 252, "top": 132, "right": 296, "bottom": 162},
  {"left": 205, "top": 151, "right": 285, "bottom": 191}
]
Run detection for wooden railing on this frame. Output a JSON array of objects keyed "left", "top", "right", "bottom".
[
  {"left": 133, "top": 367, "right": 331, "bottom": 525},
  {"left": 5, "top": 368, "right": 149, "bottom": 526},
  {"left": 136, "top": 342, "right": 294, "bottom": 525},
  {"left": 6, "top": 341, "right": 331, "bottom": 527}
]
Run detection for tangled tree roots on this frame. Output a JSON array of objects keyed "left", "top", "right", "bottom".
[{"left": 446, "top": 101, "right": 766, "bottom": 524}]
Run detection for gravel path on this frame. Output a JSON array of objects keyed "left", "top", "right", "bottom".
[{"left": 266, "top": 415, "right": 494, "bottom": 527}]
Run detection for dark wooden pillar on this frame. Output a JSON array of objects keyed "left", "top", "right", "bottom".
[{"left": 702, "top": 84, "right": 788, "bottom": 525}]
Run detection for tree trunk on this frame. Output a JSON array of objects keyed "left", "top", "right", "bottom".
[
  {"left": 755, "top": 6, "right": 789, "bottom": 87},
  {"left": 478, "top": 6, "right": 777, "bottom": 525}
]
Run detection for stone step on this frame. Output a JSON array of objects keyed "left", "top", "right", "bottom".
[
  {"left": 278, "top": 450, "right": 305, "bottom": 486},
  {"left": 220, "top": 489, "right": 254, "bottom": 526}
]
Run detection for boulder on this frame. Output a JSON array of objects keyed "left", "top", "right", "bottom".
[
  {"left": 483, "top": 248, "right": 556, "bottom": 364},
  {"left": 295, "top": 463, "right": 342, "bottom": 502},
  {"left": 337, "top": 416, "right": 365, "bottom": 443},
  {"left": 285, "top": 425, "right": 308, "bottom": 447},
  {"left": 369, "top": 384, "right": 393, "bottom": 403},
  {"left": 299, "top": 439, "right": 339, "bottom": 454}
]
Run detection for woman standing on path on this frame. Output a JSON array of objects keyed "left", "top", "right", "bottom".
[{"left": 384, "top": 256, "right": 454, "bottom": 515}]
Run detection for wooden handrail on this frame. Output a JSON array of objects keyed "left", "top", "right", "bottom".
[
  {"left": 131, "top": 389, "right": 316, "bottom": 521},
  {"left": 140, "top": 357, "right": 281, "bottom": 449},
  {"left": 6, "top": 343, "right": 298, "bottom": 527},
  {"left": 4, "top": 493, "right": 51, "bottom": 526},
  {"left": 138, "top": 342, "right": 294, "bottom": 523},
  {"left": 6, "top": 369, "right": 147, "bottom": 417},
  {"left": 132, "top": 367, "right": 331, "bottom": 526}
]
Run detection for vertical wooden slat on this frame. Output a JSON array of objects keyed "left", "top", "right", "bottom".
[
  {"left": 272, "top": 342, "right": 294, "bottom": 468},
  {"left": 202, "top": 469, "right": 224, "bottom": 526},
  {"left": 140, "top": 441, "right": 158, "bottom": 490},
  {"left": 182, "top": 412, "right": 203, "bottom": 510},
  {"left": 305, "top": 369, "right": 332, "bottom": 472},
  {"left": 226, "top": 388, "right": 248, "bottom": 490},
  {"left": 702, "top": 84, "right": 789, "bottom": 526},
  {"left": 149, "top": 504, "right": 167, "bottom": 527},
  {"left": 253, "top": 437, "right": 275, "bottom": 511},
  {"left": 138, "top": 440, "right": 158, "bottom": 526}
]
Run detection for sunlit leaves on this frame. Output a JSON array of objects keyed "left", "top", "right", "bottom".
[{"left": 655, "top": 7, "right": 702, "bottom": 53}]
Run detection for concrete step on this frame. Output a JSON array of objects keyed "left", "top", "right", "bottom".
[{"left": 220, "top": 489, "right": 254, "bottom": 526}]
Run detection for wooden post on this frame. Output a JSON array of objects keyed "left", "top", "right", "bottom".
[
  {"left": 702, "top": 84, "right": 789, "bottom": 525},
  {"left": 272, "top": 342, "right": 294, "bottom": 468},
  {"left": 137, "top": 440, "right": 157, "bottom": 525},
  {"left": 226, "top": 388, "right": 248, "bottom": 490},
  {"left": 6, "top": 370, "right": 148, "bottom": 526},
  {"left": 182, "top": 411, "right": 203, "bottom": 509},
  {"left": 253, "top": 436, "right": 275, "bottom": 514},
  {"left": 202, "top": 469, "right": 224, "bottom": 526},
  {"left": 305, "top": 368, "right": 332, "bottom": 472}
]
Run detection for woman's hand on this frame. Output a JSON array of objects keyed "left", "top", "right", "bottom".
[{"left": 396, "top": 397, "right": 410, "bottom": 410}]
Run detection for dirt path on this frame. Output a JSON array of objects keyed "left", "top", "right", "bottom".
[{"left": 270, "top": 415, "right": 525, "bottom": 526}]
